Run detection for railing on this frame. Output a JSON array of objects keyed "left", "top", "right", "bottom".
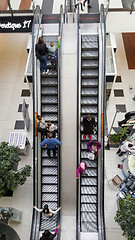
[
  {"left": 30, "top": 6, "right": 42, "bottom": 240},
  {"left": 76, "top": 6, "right": 80, "bottom": 240},
  {"left": 98, "top": 4, "right": 106, "bottom": 240}
]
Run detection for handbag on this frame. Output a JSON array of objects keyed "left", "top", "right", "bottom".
[{"left": 88, "top": 152, "right": 95, "bottom": 160}]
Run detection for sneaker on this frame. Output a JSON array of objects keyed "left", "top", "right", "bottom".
[
  {"left": 46, "top": 69, "right": 49, "bottom": 74},
  {"left": 83, "top": 134, "right": 86, "bottom": 140},
  {"left": 89, "top": 134, "right": 92, "bottom": 140}
]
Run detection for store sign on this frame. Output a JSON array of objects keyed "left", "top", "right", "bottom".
[{"left": 0, "top": 16, "right": 33, "bottom": 33}]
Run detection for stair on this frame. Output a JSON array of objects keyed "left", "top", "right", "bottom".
[{"left": 80, "top": 34, "right": 99, "bottom": 232}]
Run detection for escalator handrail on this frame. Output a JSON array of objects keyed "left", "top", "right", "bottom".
[{"left": 97, "top": 4, "right": 106, "bottom": 240}]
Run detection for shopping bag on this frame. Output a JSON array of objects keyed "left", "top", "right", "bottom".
[{"left": 88, "top": 152, "right": 95, "bottom": 160}]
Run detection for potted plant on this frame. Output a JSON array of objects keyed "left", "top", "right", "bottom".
[
  {"left": 109, "top": 127, "right": 129, "bottom": 147},
  {"left": 0, "top": 142, "right": 31, "bottom": 197},
  {"left": 115, "top": 194, "right": 135, "bottom": 240}
]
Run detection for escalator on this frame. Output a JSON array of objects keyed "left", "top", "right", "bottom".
[
  {"left": 80, "top": 34, "right": 98, "bottom": 232},
  {"left": 40, "top": 35, "right": 60, "bottom": 234}
]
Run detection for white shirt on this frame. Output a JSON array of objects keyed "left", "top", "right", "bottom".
[
  {"left": 120, "top": 141, "right": 135, "bottom": 152},
  {"left": 48, "top": 123, "right": 56, "bottom": 132}
]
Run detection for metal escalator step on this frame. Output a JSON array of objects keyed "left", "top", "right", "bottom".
[
  {"left": 42, "top": 78, "right": 58, "bottom": 86},
  {"left": 81, "top": 186, "right": 97, "bottom": 195},
  {"left": 82, "top": 35, "right": 98, "bottom": 42},
  {"left": 42, "top": 149, "right": 58, "bottom": 158},
  {"left": 85, "top": 169, "right": 97, "bottom": 177},
  {"left": 81, "top": 203, "right": 97, "bottom": 212},
  {"left": 42, "top": 113, "right": 58, "bottom": 122},
  {"left": 81, "top": 212, "right": 97, "bottom": 222},
  {"left": 42, "top": 201, "right": 58, "bottom": 210},
  {"left": 82, "top": 59, "right": 98, "bottom": 69},
  {"left": 42, "top": 96, "right": 58, "bottom": 104},
  {"left": 42, "top": 193, "right": 58, "bottom": 202},
  {"left": 81, "top": 88, "right": 98, "bottom": 96},
  {"left": 42, "top": 158, "right": 58, "bottom": 166},
  {"left": 81, "top": 177, "right": 97, "bottom": 185},
  {"left": 42, "top": 73, "right": 57, "bottom": 78},
  {"left": 42, "top": 184, "right": 58, "bottom": 193},
  {"left": 81, "top": 79, "right": 98, "bottom": 87},
  {"left": 41, "top": 86, "right": 58, "bottom": 95},
  {"left": 42, "top": 167, "right": 58, "bottom": 175},
  {"left": 42, "top": 176, "right": 58, "bottom": 184},
  {"left": 81, "top": 194, "right": 97, "bottom": 203},
  {"left": 42, "top": 105, "right": 58, "bottom": 113},
  {"left": 82, "top": 70, "right": 98, "bottom": 78},
  {"left": 82, "top": 41, "right": 98, "bottom": 50},
  {"left": 81, "top": 221, "right": 97, "bottom": 232},
  {"left": 82, "top": 50, "right": 98, "bottom": 59},
  {"left": 40, "top": 214, "right": 57, "bottom": 231},
  {"left": 81, "top": 106, "right": 97, "bottom": 114}
]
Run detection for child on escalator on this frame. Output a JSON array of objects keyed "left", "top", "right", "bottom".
[{"left": 48, "top": 36, "right": 61, "bottom": 74}]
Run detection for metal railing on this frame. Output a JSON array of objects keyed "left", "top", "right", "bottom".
[{"left": 98, "top": 4, "right": 106, "bottom": 240}]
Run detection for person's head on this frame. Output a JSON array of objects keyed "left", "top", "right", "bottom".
[
  {"left": 37, "top": 115, "right": 42, "bottom": 121},
  {"left": 48, "top": 132, "right": 53, "bottom": 139},
  {"left": 128, "top": 143, "right": 133, "bottom": 148},
  {"left": 50, "top": 41, "right": 54, "bottom": 47},
  {"left": 38, "top": 37, "right": 45, "bottom": 44},
  {"left": 87, "top": 114, "right": 91, "bottom": 121},
  {"left": 43, "top": 204, "right": 49, "bottom": 214},
  {"left": 92, "top": 140, "right": 98, "bottom": 146},
  {"left": 48, "top": 121, "right": 51, "bottom": 126},
  {"left": 43, "top": 230, "right": 50, "bottom": 237}
]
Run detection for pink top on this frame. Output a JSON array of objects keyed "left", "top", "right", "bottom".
[{"left": 76, "top": 162, "right": 87, "bottom": 178}]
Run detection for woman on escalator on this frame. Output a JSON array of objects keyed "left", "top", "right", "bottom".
[
  {"left": 33, "top": 204, "right": 61, "bottom": 218},
  {"left": 40, "top": 225, "right": 60, "bottom": 240}
]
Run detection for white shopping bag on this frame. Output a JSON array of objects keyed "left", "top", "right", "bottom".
[{"left": 88, "top": 152, "right": 95, "bottom": 160}]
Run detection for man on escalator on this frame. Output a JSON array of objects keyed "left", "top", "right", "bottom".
[
  {"left": 40, "top": 133, "right": 61, "bottom": 157},
  {"left": 83, "top": 114, "right": 96, "bottom": 140}
]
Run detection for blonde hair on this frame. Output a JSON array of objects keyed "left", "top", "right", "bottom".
[{"left": 50, "top": 41, "right": 54, "bottom": 47}]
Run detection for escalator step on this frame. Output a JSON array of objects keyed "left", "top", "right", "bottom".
[
  {"left": 81, "top": 212, "right": 97, "bottom": 222},
  {"left": 81, "top": 88, "right": 98, "bottom": 96},
  {"left": 42, "top": 184, "right": 58, "bottom": 193},
  {"left": 81, "top": 177, "right": 97, "bottom": 186},
  {"left": 81, "top": 78, "right": 98, "bottom": 87},
  {"left": 82, "top": 60, "right": 98, "bottom": 69},
  {"left": 82, "top": 41, "right": 98, "bottom": 50},
  {"left": 42, "top": 78, "right": 58, "bottom": 86},
  {"left": 82, "top": 50, "right": 98, "bottom": 59},
  {"left": 81, "top": 194, "right": 97, "bottom": 203},
  {"left": 85, "top": 169, "right": 97, "bottom": 177},
  {"left": 42, "top": 176, "right": 58, "bottom": 184},
  {"left": 81, "top": 186, "right": 97, "bottom": 195},
  {"left": 81, "top": 203, "right": 97, "bottom": 212},
  {"left": 41, "top": 86, "right": 58, "bottom": 95},
  {"left": 42, "top": 149, "right": 58, "bottom": 158},
  {"left": 81, "top": 106, "right": 97, "bottom": 114},
  {"left": 81, "top": 96, "right": 97, "bottom": 105},
  {"left": 82, "top": 35, "right": 98, "bottom": 42},
  {"left": 42, "top": 113, "right": 58, "bottom": 122},
  {"left": 42, "top": 193, "right": 58, "bottom": 202},
  {"left": 40, "top": 214, "right": 57, "bottom": 231},
  {"left": 42, "top": 167, "right": 58, "bottom": 175},
  {"left": 42, "top": 104, "right": 58, "bottom": 113},
  {"left": 81, "top": 221, "right": 97, "bottom": 232},
  {"left": 42, "top": 73, "right": 57, "bottom": 78},
  {"left": 80, "top": 133, "right": 97, "bottom": 141},
  {"left": 82, "top": 69, "right": 98, "bottom": 78},
  {"left": 42, "top": 96, "right": 58, "bottom": 104},
  {"left": 42, "top": 158, "right": 58, "bottom": 167}
]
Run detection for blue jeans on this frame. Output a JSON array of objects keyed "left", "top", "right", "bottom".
[{"left": 40, "top": 55, "right": 47, "bottom": 73}]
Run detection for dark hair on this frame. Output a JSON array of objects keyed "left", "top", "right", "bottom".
[
  {"left": 43, "top": 230, "right": 50, "bottom": 236},
  {"left": 92, "top": 140, "right": 98, "bottom": 146},
  {"left": 48, "top": 133, "right": 53, "bottom": 139},
  {"left": 128, "top": 143, "right": 133, "bottom": 148},
  {"left": 43, "top": 204, "right": 49, "bottom": 214},
  {"left": 37, "top": 115, "right": 42, "bottom": 121},
  {"left": 38, "top": 37, "right": 45, "bottom": 44}
]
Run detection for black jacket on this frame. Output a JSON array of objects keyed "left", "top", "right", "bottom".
[
  {"left": 83, "top": 116, "right": 96, "bottom": 134},
  {"left": 40, "top": 232, "right": 56, "bottom": 240},
  {"left": 35, "top": 43, "right": 49, "bottom": 58}
]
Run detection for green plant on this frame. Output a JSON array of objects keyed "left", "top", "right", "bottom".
[
  {"left": 0, "top": 141, "right": 31, "bottom": 197},
  {"left": 115, "top": 194, "right": 135, "bottom": 240},
  {"left": 110, "top": 127, "right": 129, "bottom": 143}
]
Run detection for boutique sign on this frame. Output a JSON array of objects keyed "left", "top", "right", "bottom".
[{"left": 0, "top": 16, "right": 33, "bottom": 33}]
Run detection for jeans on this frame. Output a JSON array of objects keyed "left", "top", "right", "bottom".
[
  {"left": 40, "top": 55, "right": 47, "bottom": 73},
  {"left": 47, "top": 148, "right": 56, "bottom": 157},
  {"left": 51, "top": 58, "right": 58, "bottom": 71}
]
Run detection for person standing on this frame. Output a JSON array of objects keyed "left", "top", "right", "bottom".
[
  {"left": 40, "top": 225, "right": 60, "bottom": 240},
  {"left": 33, "top": 204, "right": 61, "bottom": 218},
  {"left": 48, "top": 36, "right": 61, "bottom": 73},
  {"left": 35, "top": 37, "right": 49, "bottom": 74},
  {"left": 76, "top": 162, "right": 87, "bottom": 179},
  {"left": 37, "top": 115, "right": 48, "bottom": 135},
  {"left": 87, "top": 140, "right": 101, "bottom": 159},
  {"left": 46, "top": 121, "right": 56, "bottom": 138},
  {"left": 83, "top": 0, "right": 92, "bottom": 8},
  {"left": 75, "top": 0, "right": 84, "bottom": 11},
  {"left": 40, "top": 133, "right": 61, "bottom": 157},
  {"left": 83, "top": 114, "right": 96, "bottom": 139}
]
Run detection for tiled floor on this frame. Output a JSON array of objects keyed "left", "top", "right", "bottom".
[
  {"left": 0, "top": 33, "right": 33, "bottom": 240},
  {"left": 105, "top": 32, "right": 135, "bottom": 240}
]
